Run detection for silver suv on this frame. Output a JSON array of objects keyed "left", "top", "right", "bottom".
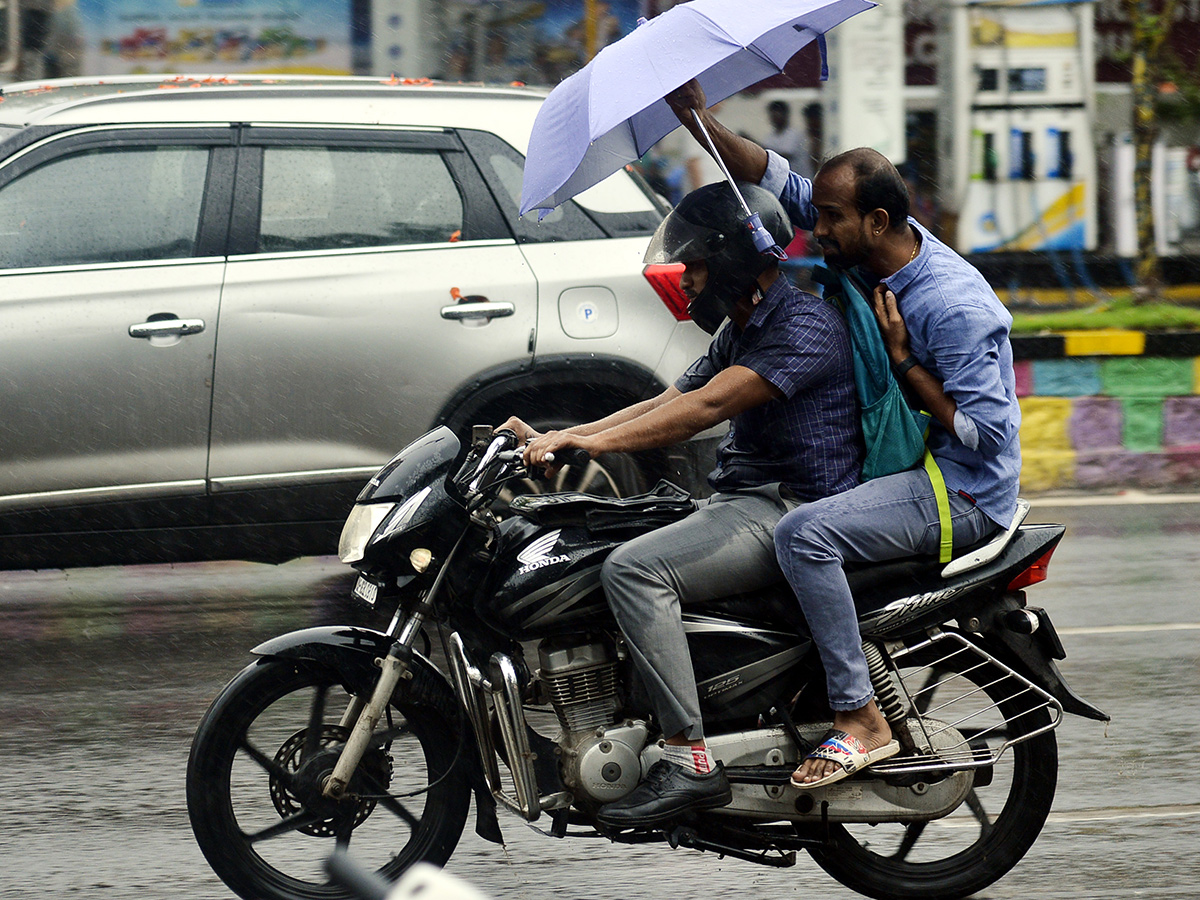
[{"left": 0, "top": 75, "right": 713, "bottom": 570}]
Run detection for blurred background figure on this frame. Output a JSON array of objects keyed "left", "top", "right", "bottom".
[
  {"left": 762, "top": 99, "right": 815, "bottom": 180},
  {"left": 802, "top": 103, "right": 822, "bottom": 169}
]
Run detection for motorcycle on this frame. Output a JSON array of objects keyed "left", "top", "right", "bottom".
[{"left": 187, "top": 425, "right": 1108, "bottom": 900}]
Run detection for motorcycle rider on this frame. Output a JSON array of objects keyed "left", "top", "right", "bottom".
[
  {"left": 501, "top": 180, "right": 864, "bottom": 826},
  {"left": 666, "top": 81, "right": 1020, "bottom": 789}
]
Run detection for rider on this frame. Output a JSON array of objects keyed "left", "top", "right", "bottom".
[
  {"left": 667, "top": 81, "right": 1021, "bottom": 790},
  {"left": 501, "top": 181, "right": 863, "bottom": 827}
]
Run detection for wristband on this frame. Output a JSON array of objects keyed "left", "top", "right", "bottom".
[{"left": 893, "top": 355, "right": 919, "bottom": 378}]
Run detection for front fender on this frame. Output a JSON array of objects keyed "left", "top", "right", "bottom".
[
  {"left": 251, "top": 625, "right": 504, "bottom": 844},
  {"left": 253, "top": 626, "right": 403, "bottom": 691}
]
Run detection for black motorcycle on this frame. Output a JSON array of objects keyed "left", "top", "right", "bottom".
[{"left": 187, "top": 425, "right": 1107, "bottom": 900}]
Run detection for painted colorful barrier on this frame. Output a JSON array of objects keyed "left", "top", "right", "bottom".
[{"left": 1011, "top": 330, "right": 1200, "bottom": 493}]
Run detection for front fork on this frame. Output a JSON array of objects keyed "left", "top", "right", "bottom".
[
  {"left": 322, "top": 614, "right": 424, "bottom": 800},
  {"left": 322, "top": 536, "right": 464, "bottom": 801}
]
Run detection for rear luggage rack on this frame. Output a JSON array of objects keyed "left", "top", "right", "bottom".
[{"left": 871, "top": 629, "right": 1063, "bottom": 776}]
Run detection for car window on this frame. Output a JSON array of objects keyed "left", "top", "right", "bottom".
[
  {"left": 0, "top": 145, "right": 208, "bottom": 268},
  {"left": 258, "top": 146, "right": 465, "bottom": 252},
  {"left": 457, "top": 128, "right": 606, "bottom": 244}
]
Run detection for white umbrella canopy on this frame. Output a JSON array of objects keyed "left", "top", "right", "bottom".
[{"left": 519, "top": 0, "right": 876, "bottom": 219}]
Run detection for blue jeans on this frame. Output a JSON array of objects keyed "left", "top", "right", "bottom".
[{"left": 774, "top": 467, "right": 998, "bottom": 711}]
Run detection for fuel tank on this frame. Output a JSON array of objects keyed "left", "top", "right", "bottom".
[{"left": 479, "top": 517, "right": 619, "bottom": 640}]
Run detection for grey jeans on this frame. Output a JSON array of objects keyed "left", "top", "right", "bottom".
[
  {"left": 774, "top": 467, "right": 998, "bottom": 711},
  {"left": 600, "top": 484, "right": 798, "bottom": 741}
]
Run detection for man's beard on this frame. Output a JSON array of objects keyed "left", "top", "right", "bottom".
[{"left": 818, "top": 241, "right": 848, "bottom": 266}]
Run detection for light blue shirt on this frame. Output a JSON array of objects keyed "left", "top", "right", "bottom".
[{"left": 760, "top": 151, "right": 1021, "bottom": 528}]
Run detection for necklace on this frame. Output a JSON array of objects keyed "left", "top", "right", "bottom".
[{"left": 909, "top": 233, "right": 921, "bottom": 264}]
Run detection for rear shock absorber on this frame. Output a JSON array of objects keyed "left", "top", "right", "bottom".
[{"left": 862, "top": 639, "right": 918, "bottom": 752}]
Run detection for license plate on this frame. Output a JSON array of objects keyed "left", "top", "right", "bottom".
[{"left": 353, "top": 575, "right": 379, "bottom": 607}]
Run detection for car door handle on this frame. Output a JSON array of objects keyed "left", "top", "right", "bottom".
[
  {"left": 440, "top": 301, "right": 515, "bottom": 321},
  {"left": 128, "top": 317, "right": 206, "bottom": 339}
]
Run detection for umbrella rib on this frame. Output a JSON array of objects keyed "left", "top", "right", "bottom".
[{"left": 742, "top": 42, "right": 789, "bottom": 74}]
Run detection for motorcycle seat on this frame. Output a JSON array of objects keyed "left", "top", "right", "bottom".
[{"left": 845, "top": 498, "right": 1032, "bottom": 602}]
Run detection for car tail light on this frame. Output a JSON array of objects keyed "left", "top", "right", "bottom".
[
  {"left": 643, "top": 263, "right": 690, "bottom": 321},
  {"left": 1007, "top": 546, "right": 1057, "bottom": 591}
]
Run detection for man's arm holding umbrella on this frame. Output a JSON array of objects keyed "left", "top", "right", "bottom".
[{"left": 666, "top": 79, "right": 817, "bottom": 232}]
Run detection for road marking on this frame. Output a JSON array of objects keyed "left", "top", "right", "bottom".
[
  {"left": 1030, "top": 490, "right": 1200, "bottom": 506},
  {"left": 1047, "top": 804, "right": 1200, "bottom": 824},
  {"left": 937, "top": 804, "right": 1200, "bottom": 828},
  {"left": 1058, "top": 623, "right": 1200, "bottom": 635}
]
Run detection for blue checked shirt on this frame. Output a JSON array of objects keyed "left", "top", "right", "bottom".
[
  {"left": 761, "top": 151, "right": 1022, "bottom": 528},
  {"left": 674, "top": 275, "right": 863, "bottom": 500}
]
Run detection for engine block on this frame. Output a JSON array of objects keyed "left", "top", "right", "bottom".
[{"left": 537, "top": 636, "right": 620, "bottom": 735}]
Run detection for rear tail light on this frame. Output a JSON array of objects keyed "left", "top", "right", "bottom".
[
  {"left": 643, "top": 263, "right": 690, "bottom": 321},
  {"left": 1007, "top": 546, "right": 1057, "bottom": 591}
]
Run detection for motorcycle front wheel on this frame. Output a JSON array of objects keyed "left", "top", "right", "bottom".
[
  {"left": 187, "top": 657, "right": 471, "bottom": 900},
  {"left": 806, "top": 642, "right": 1058, "bottom": 900}
]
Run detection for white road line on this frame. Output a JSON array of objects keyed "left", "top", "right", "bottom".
[
  {"left": 1058, "top": 623, "right": 1200, "bottom": 635},
  {"left": 1047, "top": 805, "right": 1200, "bottom": 824},
  {"left": 938, "top": 804, "right": 1200, "bottom": 828},
  {"left": 1030, "top": 491, "right": 1200, "bottom": 506}
]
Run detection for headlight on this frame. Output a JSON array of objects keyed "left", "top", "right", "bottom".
[{"left": 338, "top": 502, "right": 395, "bottom": 564}]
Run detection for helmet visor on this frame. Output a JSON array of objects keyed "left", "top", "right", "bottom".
[{"left": 643, "top": 208, "right": 728, "bottom": 265}]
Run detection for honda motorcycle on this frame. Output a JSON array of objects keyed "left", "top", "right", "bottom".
[{"left": 187, "top": 425, "right": 1107, "bottom": 900}]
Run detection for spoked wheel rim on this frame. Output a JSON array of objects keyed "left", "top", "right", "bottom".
[
  {"left": 497, "top": 451, "right": 649, "bottom": 506},
  {"left": 807, "top": 641, "right": 1059, "bottom": 900},
  {"left": 188, "top": 659, "right": 469, "bottom": 900},
  {"left": 495, "top": 418, "right": 651, "bottom": 504}
]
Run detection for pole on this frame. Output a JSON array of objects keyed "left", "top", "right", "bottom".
[
  {"left": 690, "top": 109, "right": 754, "bottom": 218},
  {"left": 585, "top": 0, "right": 597, "bottom": 62}
]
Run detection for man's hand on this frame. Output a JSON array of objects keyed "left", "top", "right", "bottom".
[
  {"left": 523, "top": 430, "right": 596, "bottom": 476},
  {"left": 871, "top": 285, "right": 913, "bottom": 365},
  {"left": 666, "top": 79, "right": 707, "bottom": 126},
  {"left": 664, "top": 78, "right": 768, "bottom": 186},
  {"left": 496, "top": 416, "right": 541, "bottom": 444},
  {"left": 872, "top": 285, "right": 964, "bottom": 436}
]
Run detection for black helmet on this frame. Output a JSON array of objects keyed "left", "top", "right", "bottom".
[{"left": 644, "top": 181, "right": 792, "bottom": 333}]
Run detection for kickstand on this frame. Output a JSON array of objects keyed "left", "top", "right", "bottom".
[
  {"left": 665, "top": 824, "right": 692, "bottom": 850},
  {"left": 549, "top": 809, "right": 569, "bottom": 838}
]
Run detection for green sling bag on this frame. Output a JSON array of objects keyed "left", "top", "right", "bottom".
[{"left": 815, "top": 265, "right": 954, "bottom": 562}]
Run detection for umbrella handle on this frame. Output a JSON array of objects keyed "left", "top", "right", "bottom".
[{"left": 690, "top": 109, "right": 787, "bottom": 261}]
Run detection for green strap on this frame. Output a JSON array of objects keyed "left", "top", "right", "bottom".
[{"left": 923, "top": 450, "right": 953, "bottom": 564}]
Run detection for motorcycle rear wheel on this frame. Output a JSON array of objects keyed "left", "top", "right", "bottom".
[
  {"left": 187, "top": 657, "right": 471, "bottom": 900},
  {"left": 806, "top": 644, "right": 1058, "bottom": 900}
]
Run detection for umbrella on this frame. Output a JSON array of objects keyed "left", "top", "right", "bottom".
[{"left": 519, "top": 0, "right": 876, "bottom": 221}]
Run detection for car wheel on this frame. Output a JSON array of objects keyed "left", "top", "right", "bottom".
[{"left": 499, "top": 416, "right": 652, "bottom": 501}]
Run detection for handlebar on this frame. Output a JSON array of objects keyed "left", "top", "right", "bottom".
[
  {"left": 544, "top": 447, "right": 593, "bottom": 469},
  {"left": 453, "top": 427, "right": 594, "bottom": 504}
]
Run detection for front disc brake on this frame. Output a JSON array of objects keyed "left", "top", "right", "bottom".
[{"left": 269, "top": 725, "right": 393, "bottom": 837}]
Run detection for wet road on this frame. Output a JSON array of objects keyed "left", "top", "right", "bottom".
[{"left": 1, "top": 498, "right": 1198, "bottom": 900}]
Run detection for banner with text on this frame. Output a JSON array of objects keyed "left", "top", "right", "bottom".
[{"left": 78, "top": 0, "right": 352, "bottom": 75}]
